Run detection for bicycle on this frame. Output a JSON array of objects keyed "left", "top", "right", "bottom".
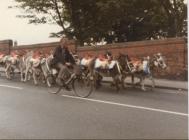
[{"left": 46, "top": 68, "right": 94, "bottom": 98}]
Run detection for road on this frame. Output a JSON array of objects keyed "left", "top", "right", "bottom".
[{"left": 0, "top": 76, "right": 188, "bottom": 139}]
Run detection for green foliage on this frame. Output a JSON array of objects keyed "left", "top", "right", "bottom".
[{"left": 14, "top": 0, "right": 187, "bottom": 45}]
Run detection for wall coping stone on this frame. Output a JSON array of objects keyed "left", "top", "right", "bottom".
[{"left": 77, "top": 37, "right": 186, "bottom": 52}]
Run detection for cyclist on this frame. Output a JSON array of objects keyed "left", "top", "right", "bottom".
[{"left": 50, "top": 37, "right": 76, "bottom": 90}]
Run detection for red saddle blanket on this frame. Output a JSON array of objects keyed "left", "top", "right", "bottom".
[
  {"left": 98, "top": 54, "right": 107, "bottom": 61},
  {"left": 0, "top": 54, "right": 5, "bottom": 59}
]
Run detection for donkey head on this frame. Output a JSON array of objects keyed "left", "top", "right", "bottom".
[
  {"left": 117, "top": 53, "right": 130, "bottom": 71},
  {"left": 10, "top": 52, "right": 20, "bottom": 65},
  {"left": 153, "top": 53, "right": 167, "bottom": 69}
]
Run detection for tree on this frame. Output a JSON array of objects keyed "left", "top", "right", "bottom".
[
  {"left": 14, "top": 0, "right": 68, "bottom": 35},
  {"left": 158, "top": 0, "right": 187, "bottom": 37},
  {"left": 13, "top": 0, "right": 187, "bottom": 45}
]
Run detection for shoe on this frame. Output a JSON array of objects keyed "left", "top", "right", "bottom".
[
  {"left": 56, "top": 78, "right": 64, "bottom": 86},
  {"left": 64, "top": 85, "right": 72, "bottom": 91}
]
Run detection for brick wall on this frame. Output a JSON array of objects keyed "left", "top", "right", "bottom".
[
  {"left": 77, "top": 38, "right": 187, "bottom": 80},
  {"left": 0, "top": 37, "right": 187, "bottom": 80},
  {"left": 12, "top": 40, "right": 76, "bottom": 55},
  {"left": 0, "top": 40, "right": 13, "bottom": 54}
]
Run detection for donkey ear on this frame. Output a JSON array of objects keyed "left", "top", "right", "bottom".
[{"left": 157, "top": 53, "right": 161, "bottom": 56}]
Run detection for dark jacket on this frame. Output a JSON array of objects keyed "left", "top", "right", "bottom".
[{"left": 50, "top": 45, "right": 75, "bottom": 67}]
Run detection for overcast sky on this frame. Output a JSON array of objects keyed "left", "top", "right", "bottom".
[
  {"left": 0, "top": 0, "right": 62, "bottom": 45},
  {"left": 0, "top": 0, "right": 188, "bottom": 45}
]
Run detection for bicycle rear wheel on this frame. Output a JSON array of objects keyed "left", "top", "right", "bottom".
[
  {"left": 46, "top": 74, "right": 62, "bottom": 94},
  {"left": 72, "top": 74, "right": 93, "bottom": 98}
]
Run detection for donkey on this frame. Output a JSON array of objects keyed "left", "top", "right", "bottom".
[
  {"left": 40, "top": 54, "right": 55, "bottom": 86},
  {"left": 19, "top": 50, "right": 33, "bottom": 82},
  {"left": 27, "top": 51, "right": 47, "bottom": 85},
  {"left": 0, "top": 53, "right": 5, "bottom": 68},
  {"left": 20, "top": 50, "right": 45, "bottom": 85},
  {"left": 80, "top": 54, "right": 122, "bottom": 91},
  {"left": 3, "top": 52, "right": 20, "bottom": 80},
  {"left": 118, "top": 53, "right": 167, "bottom": 91},
  {"left": 117, "top": 53, "right": 135, "bottom": 89},
  {"left": 0, "top": 53, "right": 6, "bottom": 76}
]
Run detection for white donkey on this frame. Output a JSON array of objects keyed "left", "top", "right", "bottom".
[
  {"left": 3, "top": 52, "right": 20, "bottom": 80},
  {"left": 132, "top": 53, "right": 167, "bottom": 91},
  {"left": 19, "top": 51, "right": 33, "bottom": 82},
  {"left": 23, "top": 51, "right": 47, "bottom": 85},
  {"left": 120, "top": 53, "right": 167, "bottom": 91}
]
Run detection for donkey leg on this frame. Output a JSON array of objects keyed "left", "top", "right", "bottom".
[
  {"left": 5, "top": 68, "right": 9, "bottom": 79},
  {"left": 39, "top": 68, "right": 45, "bottom": 84},
  {"left": 28, "top": 71, "right": 32, "bottom": 81},
  {"left": 131, "top": 74, "right": 136, "bottom": 87},
  {"left": 20, "top": 70, "right": 24, "bottom": 82},
  {"left": 150, "top": 75, "right": 155, "bottom": 90},
  {"left": 24, "top": 67, "right": 29, "bottom": 82},
  {"left": 32, "top": 70, "right": 38, "bottom": 85},
  {"left": 95, "top": 74, "right": 102, "bottom": 89},
  {"left": 5, "top": 64, "right": 11, "bottom": 79},
  {"left": 42, "top": 75, "right": 46, "bottom": 84},
  {"left": 121, "top": 74, "right": 126, "bottom": 89},
  {"left": 98, "top": 74, "right": 103, "bottom": 87},
  {"left": 21, "top": 67, "right": 26, "bottom": 82},
  {"left": 113, "top": 75, "right": 120, "bottom": 92},
  {"left": 135, "top": 76, "right": 142, "bottom": 86},
  {"left": 41, "top": 65, "right": 48, "bottom": 81},
  {"left": 93, "top": 73, "right": 98, "bottom": 89},
  {"left": 141, "top": 77, "right": 146, "bottom": 91}
]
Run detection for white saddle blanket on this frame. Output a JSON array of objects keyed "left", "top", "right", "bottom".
[
  {"left": 80, "top": 58, "right": 93, "bottom": 66},
  {"left": 142, "top": 60, "right": 150, "bottom": 74},
  {"left": 95, "top": 59, "right": 116, "bottom": 69},
  {"left": 132, "top": 60, "right": 150, "bottom": 74},
  {"left": 0, "top": 55, "right": 4, "bottom": 63},
  {"left": 52, "top": 69, "right": 58, "bottom": 75},
  {"left": 2, "top": 55, "right": 12, "bottom": 63},
  {"left": 30, "top": 58, "right": 40, "bottom": 67}
]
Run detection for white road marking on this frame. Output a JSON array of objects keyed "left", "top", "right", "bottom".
[
  {"left": 0, "top": 85, "right": 23, "bottom": 90},
  {"left": 61, "top": 94, "right": 188, "bottom": 117}
]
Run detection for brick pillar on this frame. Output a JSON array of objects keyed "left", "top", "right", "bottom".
[{"left": 0, "top": 40, "right": 13, "bottom": 54}]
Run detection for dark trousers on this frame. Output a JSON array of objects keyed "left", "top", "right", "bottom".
[
  {"left": 55, "top": 63, "right": 70, "bottom": 80},
  {"left": 73, "top": 64, "right": 81, "bottom": 76},
  {"left": 55, "top": 63, "right": 81, "bottom": 81}
]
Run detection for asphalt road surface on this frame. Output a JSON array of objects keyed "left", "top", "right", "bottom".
[{"left": 0, "top": 76, "right": 188, "bottom": 139}]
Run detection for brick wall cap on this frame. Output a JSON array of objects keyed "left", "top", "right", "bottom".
[
  {"left": 78, "top": 37, "right": 185, "bottom": 52},
  {"left": 12, "top": 39, "right": 76, "bottom": 50},
  {"left": 0, "top": 39, "right": 12, "bottom": 44}
]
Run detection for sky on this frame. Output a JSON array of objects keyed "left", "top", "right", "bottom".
[
  {"left": 0, "top": 0, "right": 62, "bottom": 45},
  {"left": 0, "top": 0, "right": 188, "bottom": 45}
]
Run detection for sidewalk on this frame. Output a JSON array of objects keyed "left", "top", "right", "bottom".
[
  {"left": 103, "top": 77, "right": 188, "bottom": 91},
  {"left": 0, "top": 68, "right": 187, "bottom": 90}
]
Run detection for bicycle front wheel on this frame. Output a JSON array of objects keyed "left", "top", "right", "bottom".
[
  {"left": 46, "top": 74, "right": 62, "bottom": 94},
  {"left": 72, "top": 75, "right": 93, "bottom": 98}
]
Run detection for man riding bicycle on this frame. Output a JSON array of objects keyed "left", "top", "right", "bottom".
[{"left": 50, "top": 37, "right": 78, "bottom": 90}]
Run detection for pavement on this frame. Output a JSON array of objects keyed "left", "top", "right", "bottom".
[
  {"left": 103, "top": 77, "right": 188, "bottom": 91},
  {"left": 0, "top": 68, "right": 187, "bottom": 91}
]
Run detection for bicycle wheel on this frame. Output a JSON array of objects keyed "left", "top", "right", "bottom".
[
  {"left": 72, "top": 74, "right": 93, "bottom": 98},
  {"left": 46, "top": 74, "right": 62, "bottom": 94}
]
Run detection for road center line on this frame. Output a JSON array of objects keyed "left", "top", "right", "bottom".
[
  {"left": 61, "top": 94, "right": 188, "bottom": 117},
  {"left": 0, "top": 85, "right": 23, "bottom": 90}
]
